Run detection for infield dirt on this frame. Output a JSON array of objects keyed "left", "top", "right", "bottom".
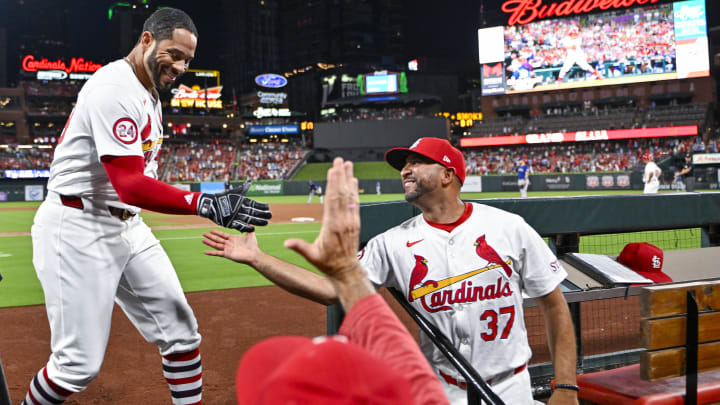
[
  {"left": 0, "top": 202, "right": 329, "bottom": 404},
  {"left": 0, "top": 202, "right": 640, "bottom": 403}
]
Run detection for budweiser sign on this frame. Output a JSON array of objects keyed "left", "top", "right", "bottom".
[
  {"left": 22, "top": 54, "right": 102, "bottom": 74},
  {"left": 170, "top": 85, "right": 223, "bottom": 109},
  {"left": 171, "top": 84, "right": 222, "bottom": 100},
  {"left": 501, "top": 0, "right": 659, "bottom": 25}
]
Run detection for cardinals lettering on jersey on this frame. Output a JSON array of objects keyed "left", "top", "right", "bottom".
[
  {"left": 419, "top": 277, "right": 513, "bottom": 313},
  {"left": 405, "top": 254, "right": 514, "bottom": 313}
]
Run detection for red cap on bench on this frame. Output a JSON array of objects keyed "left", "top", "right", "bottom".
[{"left": 617, "top": 242, "right": 673, "bottom": 284}]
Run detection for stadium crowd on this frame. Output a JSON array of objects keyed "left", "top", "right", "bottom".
[
  {"left": 3, "top": 134, "right": 714, "bottom": 179},
  {"left": 464, "top": 136, "right": 716, "bottom": 175},
  {"left": 0, "top": 145, "right": 53, "bottom": 170},
  {"left": 160, "top": 140, "right": 308, "bottom": 182},
  {"left": 471, "top": 103, "right": 710, "bottom": 137}
]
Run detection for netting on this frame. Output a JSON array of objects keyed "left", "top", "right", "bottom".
[{"left": 568, "top": 228, "right": 702, "bottom": 256}]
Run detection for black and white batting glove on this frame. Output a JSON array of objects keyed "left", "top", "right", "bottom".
[{"left": 197, "top": 181, "right": 272, "bottom": 232}]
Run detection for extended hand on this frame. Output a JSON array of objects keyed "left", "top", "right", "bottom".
[
  {"left": 202, "top": 229, "right": 261, "bottom": 265},
  {"left": 197, "top": 182, "right": 272, "bottom": 232}
]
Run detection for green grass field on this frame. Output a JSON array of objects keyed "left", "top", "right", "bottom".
[
  {"left": 0, "top": 190, "right": 707, "bottom": 308},
  {"left": 294, "top": 161, "right": 400, "bottom": 180}
]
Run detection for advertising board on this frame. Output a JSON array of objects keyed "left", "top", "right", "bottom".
[
  {"left": 585, "top": 173, "right": 631, "bottom": 189},
  {"left": 460, "top": 125, "right": 697, "bottom": 148}
]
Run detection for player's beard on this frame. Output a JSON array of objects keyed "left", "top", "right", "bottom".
[
  {"left": 145, "top": 44, "right": 172, "bottom": 91},
  {"left": 404, "top": 177, "right": 431, "bottom": 203}
]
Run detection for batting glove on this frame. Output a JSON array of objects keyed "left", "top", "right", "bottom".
[{"left": 197, "top": 182, "right": 272, "bottom": 232}]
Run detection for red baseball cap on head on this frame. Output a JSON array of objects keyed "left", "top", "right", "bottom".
[
  {"left": 385, "top": 137, "right": 466, "bottom": 184},
  {"left": 617, "top": 242, "right": 673, "bottom": 284},
  {"left": 236, "top": 335, "right": 413, "bottom": 405},
  {"left": 642, "top": 152, "right": 652, "bottom": 161}
]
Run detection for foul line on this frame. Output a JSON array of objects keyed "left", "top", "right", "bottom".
[
  {"left": 0, "top": 230, "right": 318, "bottom": 240},
  {"left": 158, "top": 230, "right": 318, "bottom": 241}
]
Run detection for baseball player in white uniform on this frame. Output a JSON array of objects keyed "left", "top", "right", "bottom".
[
  {"left": 642, "top": 152, "right": 662, "bottom": 194},
  {"left": 199, "top": 138, "right": 579, "bottom": 405},
  {"left": 556, "top": 27, "right": 603, "bottom": 84},
  {"left": 23, "top": 9, "right": 271, "bottom": 405}
]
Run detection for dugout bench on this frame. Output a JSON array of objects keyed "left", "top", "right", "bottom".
[{"left": 574, "top": 280, "right": 720, "bottom": 405}]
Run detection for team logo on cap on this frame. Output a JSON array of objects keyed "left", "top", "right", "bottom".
[
  {"left": 113, "top": 118, "right": 138, "bottom": 144},
  {"left": 409, "top": 139, "right": 421, "bottom": 149}
]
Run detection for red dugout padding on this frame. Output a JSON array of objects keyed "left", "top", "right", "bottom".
[{"left": 574, "top": 364, "right": 720, "bottom": 404}]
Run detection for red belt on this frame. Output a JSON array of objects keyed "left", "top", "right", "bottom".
[
  {"left": 439, "top": 364, "right": 527, "bottom": 390},
  {"left": 59, "top": 195, "right": 135, "bottom": 221}
]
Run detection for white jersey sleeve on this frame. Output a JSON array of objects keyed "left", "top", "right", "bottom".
[
  {"left": 85, "top": 84, "right": 145, "bottom": 160},
  {"left": 510, "top": 217, "right": 567, "bottom": 298},
  {"left": 48, "top": 60, "right": 164, "bottom": 203},
  {"left": 358, "top": 232, "right": 394, "bottom": 288}
]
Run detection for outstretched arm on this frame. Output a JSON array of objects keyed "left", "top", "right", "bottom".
[
  {"left": 203, "top": 230, "right": 338, "bottom": 305},
  {"left": 102, "top": 155, "right": 200, "bottom": 214},
  {"left": 538, "top": 287, "right": 579, "bottom": 405},
  {"left": 103, "top": 155, "right": 271, "bottom": 232}
]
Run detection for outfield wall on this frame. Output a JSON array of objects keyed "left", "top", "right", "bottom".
[{"left": 2, "top": 171, "right": 718, "bottom": 201}]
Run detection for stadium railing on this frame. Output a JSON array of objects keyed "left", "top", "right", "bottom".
[{"left": 332, "top": 193, "right": 720, "bottom": 399}]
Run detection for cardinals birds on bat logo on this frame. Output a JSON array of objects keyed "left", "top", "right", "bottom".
[
  {"left": 408, "top": 255, "right": 428, "bottom": 302},
  {"left": 474, "top": 235, "right": 513, "bottom": 278}
]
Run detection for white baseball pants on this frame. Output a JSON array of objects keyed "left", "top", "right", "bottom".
[{"left": 31, "top": 192, "right": 201, "bottom": 393}]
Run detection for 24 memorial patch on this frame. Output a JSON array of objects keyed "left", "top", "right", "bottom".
[{"left": 113, "top": 118, "right": 138, "bottom": 144}]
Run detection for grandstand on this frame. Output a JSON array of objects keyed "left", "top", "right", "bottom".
[{"left": 468, "top": 102, "right": 711, "bottom": 137}]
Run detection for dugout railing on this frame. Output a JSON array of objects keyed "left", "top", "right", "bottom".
[{"left": 330, "top": 192, "right": 720, "bottom": 399}]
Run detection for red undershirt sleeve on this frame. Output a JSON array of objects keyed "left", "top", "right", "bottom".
[{"left": 101, "top": 155, "right": 200, "bottom": 215}]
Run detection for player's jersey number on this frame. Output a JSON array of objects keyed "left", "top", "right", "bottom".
[{"left": 480, "top": 306, "right": 515, "bottom": 341}]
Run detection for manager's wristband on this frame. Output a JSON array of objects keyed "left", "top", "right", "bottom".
[{"left": 553, "top": 383, "right": 579, "bottom": 392}]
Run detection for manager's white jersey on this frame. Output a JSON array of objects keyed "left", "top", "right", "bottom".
[
  {"left": 358, "top": 203, "right": 566, "bottom": 379},
  {"left": 48, "top": 59, "right": 164, "bottom": 210}
]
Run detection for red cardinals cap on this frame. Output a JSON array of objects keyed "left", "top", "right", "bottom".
[
  {"left": 236, "top": 335, "right": 413, "bottom": 405},
  {"left": 642, "top": 152, "right": 652, "bottom": 161},
  {"left": 617, "top": 242, "right": 672, "bottom": 284},
  {"left": 385, "top": 137, "right": 466, "bottom": 184}
]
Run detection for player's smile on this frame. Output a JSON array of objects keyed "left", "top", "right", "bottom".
[
  {"left": 402, "top": 176, "right": 416, "bottom": 188},
  {"left": 162, "top": 68, "right": 177, "bottom": 86},
  {"left": 145, "top": 28, "right": 196, "bottom": 91}
]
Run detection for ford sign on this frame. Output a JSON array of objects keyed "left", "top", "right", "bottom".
[{"left": 255, "top": 73, "right": 288, "bottom": 88}]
